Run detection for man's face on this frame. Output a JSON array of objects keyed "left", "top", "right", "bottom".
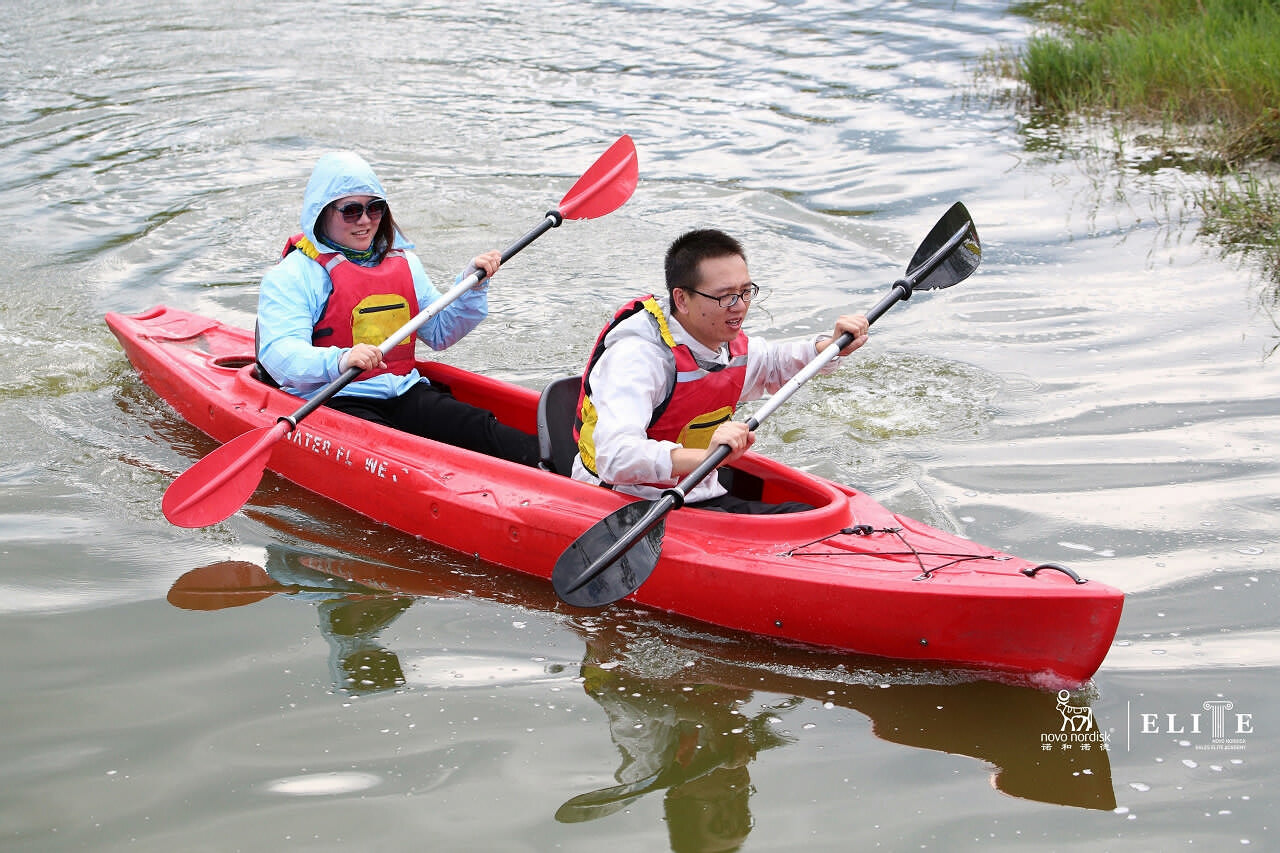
[{"left": 671, "top": 254, "right": 752, "bottom": 350}]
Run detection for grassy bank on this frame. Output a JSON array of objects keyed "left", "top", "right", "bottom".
[{"left": 1002, "top": 0, "right": 1280, "bottom": 282}]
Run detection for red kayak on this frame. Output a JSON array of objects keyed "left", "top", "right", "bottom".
[{"left": 107, "top": 304, "right": 1123, "bottom": 686}]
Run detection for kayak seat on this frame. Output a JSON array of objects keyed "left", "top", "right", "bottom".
[
  {"left": 537, "top": 375, "right": 583, "bottom": 476},
  {"left": 251, "top": 321, "right": 281, "bottom": 388},
  {"left": 251, "top": 361, "right": 281, "bottom": 388}
]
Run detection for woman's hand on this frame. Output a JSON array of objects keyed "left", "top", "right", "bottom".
[
  {"left": 340, "top": 343, "right": 386, "bottom": 373},
  {"left": 468, "top": 250, "right": 502, "bottom": 290}
]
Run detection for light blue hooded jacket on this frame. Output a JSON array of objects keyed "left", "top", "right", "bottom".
[{"left": 256, "top": 151, "right": 488, "bottom": 400}]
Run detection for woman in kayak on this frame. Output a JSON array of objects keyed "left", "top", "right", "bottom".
[
  {"left": 255, "top": 151, "right": 540, "bottom": 466},
  {"left": 572, "top": 228, "right": 869, "bottom": 513}
]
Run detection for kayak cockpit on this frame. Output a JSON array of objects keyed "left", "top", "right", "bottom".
[{"left": 231, "top": 350, "right": 855, "bottom": 530}]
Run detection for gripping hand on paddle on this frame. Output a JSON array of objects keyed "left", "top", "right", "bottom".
[
  {"left": 339, "top": 343, "right": 386, "bottom": 373},
  {"left": 339, "top": 249, "right": 504, "bottom": 375},
  {"left": 818, "top": 314, "right": 870, "bottom": 357},
  {"left": 463, "top": 249, "right": 503, "bottom": 290},
  {"left": 670, "top": 421, "right": 755, "bottom": 478}
]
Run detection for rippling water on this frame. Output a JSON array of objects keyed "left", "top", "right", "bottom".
[{"left": 2, "top": 0, "right": 1277, "bottom": 850}]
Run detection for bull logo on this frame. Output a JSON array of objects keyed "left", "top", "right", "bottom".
[{"left": 1057, "top": 690, "right": 1096, "bottom": 732}]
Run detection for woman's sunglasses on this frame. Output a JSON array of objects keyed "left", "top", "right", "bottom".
[{"left": 334, "top": 198, "right": 387, "bottom": 223}]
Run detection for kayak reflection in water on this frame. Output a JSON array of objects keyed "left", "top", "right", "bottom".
[
  {"left": 167, "top": 542, "right": 1116, "bottom": 818},
  {"left": 555, "top": 637, "right": 800, "bottom": 852}
]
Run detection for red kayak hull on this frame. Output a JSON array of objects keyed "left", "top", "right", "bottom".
[{"left": 106, "top": 305, "right": 1123, "bottom": 686}]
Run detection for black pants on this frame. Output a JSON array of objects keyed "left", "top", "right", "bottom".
[
  {"left": 328, "top": 382, "right": 541, "bottom": 468},
  {"left": 688, "top": 493, "right": 814, "bottom": 514}
]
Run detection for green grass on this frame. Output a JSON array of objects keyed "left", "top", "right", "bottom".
[
  {"left": 1000, "top": 0, "right": 1280, "bottom": 284},
  {"left": 1201, "top": 172, "right": 1280, "bottom": 280}
]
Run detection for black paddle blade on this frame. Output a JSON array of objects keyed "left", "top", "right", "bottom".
[
  {"left": 906, "top": 202, "right": 980, "bottom": 291},
  {"left": 552, "top": 501, "right": 665, "bottom": 607}
]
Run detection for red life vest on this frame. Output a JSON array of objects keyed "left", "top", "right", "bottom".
[
  {"left": 576, "top": 295, "right": 749, "bottom": 478},
  {"left": 282, "top": 234, "right": 418, "bottom": 380}
]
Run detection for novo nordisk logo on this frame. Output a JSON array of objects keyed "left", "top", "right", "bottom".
[{"left": 1040, "top": 691, "right": 1112, "bottom": 751}]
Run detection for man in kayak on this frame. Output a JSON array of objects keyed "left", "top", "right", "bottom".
[
  {"left": 571, "top": 228, "right": 869, "bottom": 513},
  {"left": 255, "top": 152, "right": 540, "bottom": 466}
]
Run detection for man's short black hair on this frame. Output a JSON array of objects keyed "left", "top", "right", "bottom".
[{"left": 664, "top": 229, "right": 746, "bottom": 298}]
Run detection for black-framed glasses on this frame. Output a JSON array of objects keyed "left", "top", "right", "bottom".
[
  {"left": 334, "top": 198, "right": 387, "bottom": 223},
  {"left": 686, "top": 282, "right": 759, "bottom": 308}
]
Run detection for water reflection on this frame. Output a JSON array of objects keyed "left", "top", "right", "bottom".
[
  {"left": 167, "top": 539, "right": 1117, "bottom": 828},
  {"left": 168, "top": 554, "right": 412, "bottom": 694},
  {"left": 560, "top": 619, "right": 1118, "bottom": 824},
  {"left": 556, "top": 646, "right": 796, "bottom": 850}
]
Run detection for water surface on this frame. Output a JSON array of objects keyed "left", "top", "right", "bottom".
[{"left": 2, "top": 0, "right": 1276, "bottom": 850}]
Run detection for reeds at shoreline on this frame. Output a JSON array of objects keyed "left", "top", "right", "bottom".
[{"left": 1003, "top": 0, "right": 1280, "bottom": 281}]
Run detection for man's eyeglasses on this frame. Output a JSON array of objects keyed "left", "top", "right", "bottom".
[
  {"left": 686, "top": 283, "right": 759, "bottom": 309},
  {"left": 334, "top": 199, "right": 388, "bottom": 223}
]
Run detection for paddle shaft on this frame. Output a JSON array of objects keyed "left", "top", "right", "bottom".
[
  {"left": 279, "top": 211, "right": 564, "bottom": 429},
  {"left": 559, "top": 218, "right": 973, "bottom": 597}
]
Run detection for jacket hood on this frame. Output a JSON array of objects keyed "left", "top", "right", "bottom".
[{"left": 300, "top": 152, "right": 411, "bottom": 250}]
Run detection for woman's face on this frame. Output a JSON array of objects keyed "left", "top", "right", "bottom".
[{"left": 323, "top": 195, "right": 384, "bottom": 251}]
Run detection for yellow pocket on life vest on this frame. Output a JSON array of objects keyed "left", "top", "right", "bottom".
[
  {"left": 677, "top": 406, "right": 734, "bottom": 449},
  {"left": 351, "top": 296, "right": 412, "bottom": 348}
]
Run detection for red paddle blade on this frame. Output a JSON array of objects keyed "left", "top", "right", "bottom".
[
  {"left": 557, "top": 135, "right": 639, "bottom": 220},
  {"left": 161, "top": 422, "right": 290, "bottom": 527}
]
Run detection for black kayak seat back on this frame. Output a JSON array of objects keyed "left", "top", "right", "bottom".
[{"left": 537, "top": 375, "right": 583, "bottom": 476}]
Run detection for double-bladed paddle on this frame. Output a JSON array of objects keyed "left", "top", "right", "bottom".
[
  {"left": 163, "top": 135, "right": 640, "bottom": 528},
  {"left": 551, "top": 201, "right": 981, "bottom": 608}
]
